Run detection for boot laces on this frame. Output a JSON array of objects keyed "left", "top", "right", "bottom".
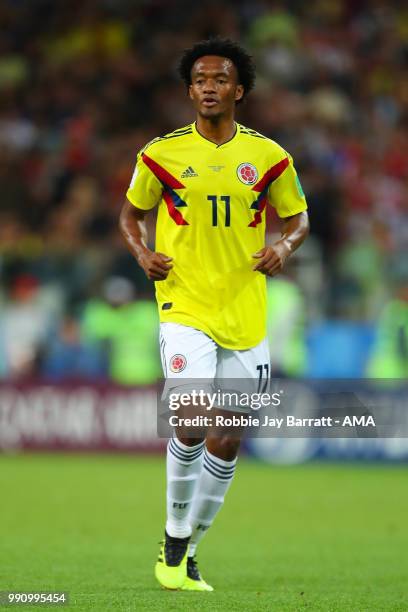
[{"left": 187, "top": 556, "right": 201, "bottom": 581}]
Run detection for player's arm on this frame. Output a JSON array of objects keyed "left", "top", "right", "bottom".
[
  {"left": 253, "top": 151, "right": 309, "bottom": 276},
  {"left": 253, "top": 211, "right": 309, "bottom": 276},
  {"left": 120, "top": 147, "right": 172, "bottom": 281},
  {"left": 119, "top": 201, "right": 172, "bottom": 281}
]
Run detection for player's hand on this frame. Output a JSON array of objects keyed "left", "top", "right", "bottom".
[
  {"left": 252, "top": 242, "right": 291, "bottom": 277},
  {"left": 138, "top": 249, "right": 173, "bottom": 280}
]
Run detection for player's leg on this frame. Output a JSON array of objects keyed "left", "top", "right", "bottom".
[
  {"left": 186, "top": 435, "right": 239, "bottom": 562},
  {"left": 187, "top": 338, "right": 270, "bottom": 564},
  {"left": 155, "top": 323, "right": 217, "bottom": 590},
  {"left": 180, "top": 433, "right": 238, "bottom": 591}
]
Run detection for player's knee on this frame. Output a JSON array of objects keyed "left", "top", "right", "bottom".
[
  {"left": 207, "top": 436, "right": 240, "bottom": 461},
  {"left": 176, "top": 435, "right": 205, "bottom": 447}
]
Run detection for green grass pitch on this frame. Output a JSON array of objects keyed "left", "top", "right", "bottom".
[{"left": 0, "top": 454, "right": 407, "bottom": 611}]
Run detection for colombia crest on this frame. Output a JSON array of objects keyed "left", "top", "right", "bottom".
[
  {"left": 170, "top": 354, "right": 187, "bottom": 373},
  {"left": 236, "top": 162, "right": 258, "bottom": 185}
]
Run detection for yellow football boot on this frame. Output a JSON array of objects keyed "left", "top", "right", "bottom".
[
  {"left": 181, "top": 556, "right": 214, "bottom": 592},
  {"left": 154, "top": 532, "right": 189, "bottom": 590}
]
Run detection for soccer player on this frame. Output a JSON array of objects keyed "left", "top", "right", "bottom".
[{"left": 120, "top": 38, "right": 309, "bottom": 591}]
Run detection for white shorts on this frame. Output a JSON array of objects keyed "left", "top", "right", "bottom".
[{"left": 159, "top": 322, "right": 270, "bottom": 394}]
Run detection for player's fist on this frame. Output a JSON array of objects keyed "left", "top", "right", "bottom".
[
  {"left": 138, "top": 249, "right": 173, "bottom": 281},
  {"left": 252, "top": 242, "right": 291, "bottom": 277}
]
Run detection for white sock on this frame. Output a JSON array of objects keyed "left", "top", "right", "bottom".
[
  {"left": 165, "top": 437, "right": 205, "bottom": 538},
  {"left": 188, "top": 447, "right": 237, "bottom": 556}
]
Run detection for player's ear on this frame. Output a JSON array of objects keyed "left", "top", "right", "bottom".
[
  {"left": 188, "top": 84, "right": 194, "bottom": 100},
  {"left": 235, "top": 85, "right": 244, "bottom": 102}
]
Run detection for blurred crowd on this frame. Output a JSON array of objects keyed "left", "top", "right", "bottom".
[{"left": 0, "top": 0, "right": 407, "bottom": 381}]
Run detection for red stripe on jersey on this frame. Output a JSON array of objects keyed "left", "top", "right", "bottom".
[
  {"left": 142, "top": 153, "right": 185, "bottom": 189},
  {"left": 252, "top": 157, "right": 289, "bottom": 193},
  {"left": 248, "top": 195, "right": 267, "bottom": 227},
  {"left": 163, "top": 190, "right": 189, "bottom": 225}
]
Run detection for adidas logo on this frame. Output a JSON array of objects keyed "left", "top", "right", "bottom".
[{"left": 181, "top": 166, "right": 198, "bottom": 178}]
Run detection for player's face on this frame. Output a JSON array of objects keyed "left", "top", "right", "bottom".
[{"left": 189, "top": 55, "right": 244, "bottom": 119}]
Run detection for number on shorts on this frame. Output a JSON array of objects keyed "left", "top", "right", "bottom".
[{"left": 256, "top": 363, "right": 269, "bottom": 393}]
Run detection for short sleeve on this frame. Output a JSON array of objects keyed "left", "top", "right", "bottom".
[
  {"left": 126, "top": 149, "right": 163, "bottom": 210},
  {"left": 268, "top": 152, "right": 307, "bottom": 218}
]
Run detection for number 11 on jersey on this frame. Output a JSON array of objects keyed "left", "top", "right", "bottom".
[{"left": 207, "top": 195, "right": 231, "bottom": 227}]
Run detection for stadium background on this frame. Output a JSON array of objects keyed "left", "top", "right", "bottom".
[
  {"left": 0, "top": 0, "right": 407, "bottom": 458},
  {"left": 0, "top": 2, "right": 407, "bottom": 610}
]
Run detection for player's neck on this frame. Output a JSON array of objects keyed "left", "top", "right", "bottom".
[{"left": 195, "top": 116, "right": 237, "bottom": 146}]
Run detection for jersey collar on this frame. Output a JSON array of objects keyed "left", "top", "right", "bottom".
[{"left": 191, "top": 121, "right": 240, "bottom": 149}]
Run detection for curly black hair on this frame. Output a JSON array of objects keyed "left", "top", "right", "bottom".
[{"left": 178, "top": 38, "right": 256, "bottom": 102}]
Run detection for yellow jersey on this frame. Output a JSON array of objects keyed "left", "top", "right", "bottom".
[{"left": 126, "top": 122, "right": 307, "bottom": 350}]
